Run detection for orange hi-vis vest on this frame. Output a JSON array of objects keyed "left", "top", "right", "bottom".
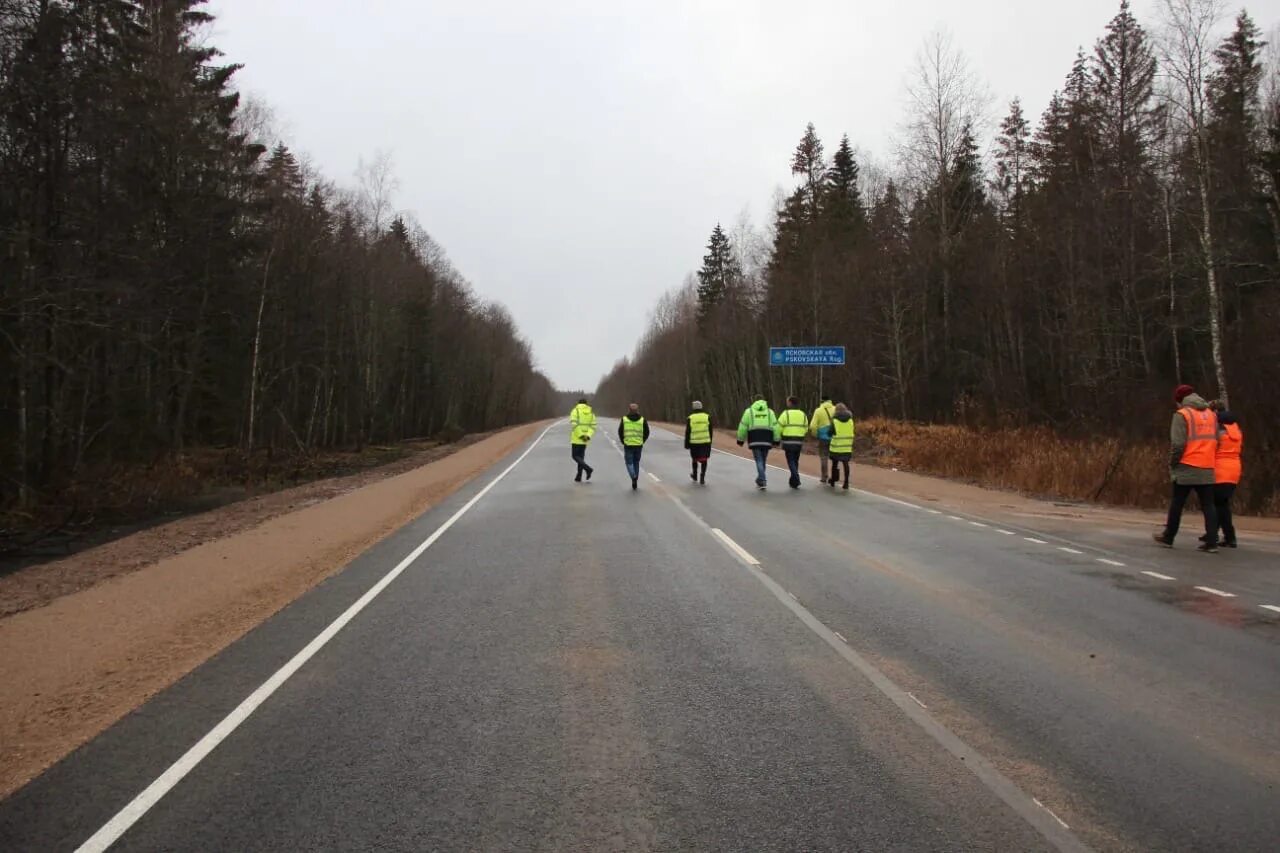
[
  {"left": 1214, "top": 423, "right": 1243, "bottom": 485},
  {"left": 1178, "top": 407, "right": 1218, "bottom": 469}
]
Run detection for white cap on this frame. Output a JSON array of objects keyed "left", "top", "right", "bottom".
[{"left": 692, "top": 400, "right": 703, "bottom": 410}]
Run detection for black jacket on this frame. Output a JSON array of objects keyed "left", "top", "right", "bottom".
[{"left": 618, "top": 413, "right": 651, "bottom": 444}]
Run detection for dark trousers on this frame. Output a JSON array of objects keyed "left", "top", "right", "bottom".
[
  {"left": 829, "top": 458, "right": 850, "bottom": 486},
  {"left": 1164, "top": 483, "right": 1217, "bottom": 543},
  {"left": 571, "top": 444, "right": 592, "bottom": 479},
  {"left": 1213, "top": 483, "right": 1237, "bottom": 544},
  {"left": 783, "top": 445, "right": 802, "bottom": 487}
]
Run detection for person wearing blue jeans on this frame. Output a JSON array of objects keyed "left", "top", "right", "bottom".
[
  {"left": 618, "top": 403, "right": 651, "bottom": 490},
  {"left": 736, "top": 395, "right": 781, "bottom": 491}
]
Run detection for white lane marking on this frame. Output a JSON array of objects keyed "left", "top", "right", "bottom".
[
  {"left": 710, "top": 528, "right": 760, "bottom": 565},
  {"left": 996, "top": 529, "right": 1017, "bottom": 535},
  {"left": 907, "top": 692, "right": 928, "bottom": 709},
  {"left": 1033, "top": 798, "right": 1072, "bottom": 830},
  {"left": 1141, "top": 570, "right": 1177, "bottom": 581},
  {"left": 1024, "top": 537, "right": 1048, "bottom": 545},
  {"left": 834, "top": 631, "right": 848, "bottom": 644},
  {"left": 1057, "top": 547, "right": 1084, "bottom": 555},
  {"left": 647, "top": 472, "right": 661, "bottom": 482},
  {"left": 927, "top": 509, "right": 943, "bottom": 515},
  {"left": 1194, "top": 585, "right": 1236, "bottom": 598},
  {"left": 1260, "top": 605, "right": 1280, "bottom": 615},
  {"left": 947, "top": 515, "right": 964, "bottom": 521},
  {"left": 1096, "top": 558, "right": 1126, "bottom": 567},
  {"left": 969, "top": 521, "right": 989, "bottom": 528},
  {"left": 74, "top": 425, "right": 556, "bottom": 853},
  {"left": 788, "top": 591, "right": 799, "bottom": 602}
]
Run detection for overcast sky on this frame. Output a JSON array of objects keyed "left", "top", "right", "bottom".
[{"left": 207, "top": 0, "right": 1279, "bottom": 391}]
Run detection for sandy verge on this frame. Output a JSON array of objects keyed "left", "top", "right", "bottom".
[
  {"left": 0, "top": 423, "right": 540, "bottom": 798},
  {"left": 660, "top": 424, "right": 1280, "bottom": 537}
]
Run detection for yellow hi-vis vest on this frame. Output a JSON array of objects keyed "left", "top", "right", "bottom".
[
  {"left": 688, "top": 412, "right": 711, "bottom": 444},
  {"left": 570, "top": 404, "right": 596, "bottom": 445},
  {"left": 622, "top": 416, "right": 646, "bottom": 446},
  {"left": 779, "top": 409, "right": 808, "bottom": 441},
  {"left": 829, "top": 417, "right": 855, "bottom": 454}
]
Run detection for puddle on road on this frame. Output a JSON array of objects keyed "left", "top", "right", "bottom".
[{"left": 1087, "top": 569, "right": 1280, "bottom": 637}]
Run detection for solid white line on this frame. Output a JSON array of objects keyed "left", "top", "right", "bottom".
[
  {"left": 1260, "top": 605, "right": 1280, "bottom": 615},
  {"left": 788, "top": 591, "right": 799, "bottom": 602},
  {"left": 907, "top": 691, "right": 928, "bottom": 709},
  {"left": 834, "top": 631, "right": 848, "bottom": 644},
  {"left": 969, "top": 521, "right": 989, "bottom": 528},
  {"left": 647, "top": 472, "right": 661, "bottom": 482},
  {"left": 74, "top": 424, "right": 556, "bottom": 853},
  {"left": 710, "top": 528, "right": 760, "bottom": 565},
  {"left": 1025, "top": 537, "right": 1048, "bottom": 545},
  {"left": 1194, "top": 585, "right": 1236, "bottom": 598},
  {"left": 947, "top": 515, "right": 964, "bottom": 521},
  {"left": 1057, "top": 547, "right": 1084, "bottom": 555},
  {"left": 996, "top": 529, "right": 1017, "bottom": 535},
  {"left": 1141, "top": 570, "right": 1176, "bottom": 581},
  {"left": 927, "top": 509, "right": 943, "bottom": 515},
  {"left": 1097, "top": 558, "right": 1126, "bottom": 567}
]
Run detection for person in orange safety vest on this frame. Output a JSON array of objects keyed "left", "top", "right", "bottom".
[
  {"left": 1153, "top": 384, "right": 1220, "bottom": 552},
  {"left": 1203, "top": 401, "right": 1243, "bottom": 549}
]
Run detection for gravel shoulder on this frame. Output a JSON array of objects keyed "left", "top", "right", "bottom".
[{"left": 0, "top": 423, "right": 540, "bottom": 799}]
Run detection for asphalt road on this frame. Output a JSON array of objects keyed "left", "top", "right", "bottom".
[{"left": 2, "top": 422, "right": 1277, "bottom": 852}]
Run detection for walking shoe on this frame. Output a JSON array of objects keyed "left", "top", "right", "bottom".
[
  {"left": 758, "top": 483, "right": 767, "bottom": 491},
  {"left": 691, "top": 471, "right": 698, "bottom": 482},
  {"left": 700, "top": 478, "right": 706, "bottom": 485},
  {"left": 631, "top": 477, "right": 638, "bottom": 491},
  {"left": 1197, "top": 542, "right": 1219, "bottom": 553},
  {"left": 842, "top": 482, "right": 850, "bottom": 490},
  {"left": 585, "top": 468, "right": 593, "bottom": 481},
  {"left": 1151, "top": 532, "right": 1174, "bottom": 548},
  {"left": 1224, "top": 540, "right": 1238, "bottom": 548},
  {"left": 574, "top": 475, "right": 582, "bottom": 483}
]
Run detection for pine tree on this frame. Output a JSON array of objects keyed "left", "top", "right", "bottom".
[
  {"left": 994, "top": 99, "right": 1031, "bottom": 230},
  {"left": 791, "top": 123, "right": 826, "bottom": 221},
  {"left": 696, "top": 223, "right": 739, "bottom": 325},
  {"left": 825, "top": 134, "right": 866, "bottom": 235}
]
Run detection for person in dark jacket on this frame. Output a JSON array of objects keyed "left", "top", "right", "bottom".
[
  {"left": 1153, "top": 384, "right": 1219, "bottom": 551},
  {"left": 736, "top": 395, "right": 781, "bottom": 490},
  {"left": 684, "top": 401, "right": 713, "bottom": 485},
  {"left": 618, "top": 403, "right": 651, "bottom": 490}
]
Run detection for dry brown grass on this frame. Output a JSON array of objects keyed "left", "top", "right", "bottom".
[{"left": 856, "top": 417, "right": 1277, "bottom": 517}]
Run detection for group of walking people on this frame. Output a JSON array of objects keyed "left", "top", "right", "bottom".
[
  {"left": 567, "top": 394, "right": 857, "bottom": 492},
  {"left": 1154, "top": 384, "right": 1244, "bottom": 553}
]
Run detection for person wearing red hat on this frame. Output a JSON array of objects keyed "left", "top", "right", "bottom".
[{"left": 1153, "top": 384, "right": 1219, "bottom": 552}]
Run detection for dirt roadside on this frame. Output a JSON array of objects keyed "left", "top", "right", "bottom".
[
  {"left": 0, "top": 422, "right": 541, "bottom": 799},
  {"left": 661, "top": 424, "right": 1280, "bottom": 538}
]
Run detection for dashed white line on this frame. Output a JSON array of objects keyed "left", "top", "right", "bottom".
[
  {"left": 1024, "top": 537, "right": 1048, "bottom": 545},
  {"left": 969, "top": 521, "right": 989, "bottom": 528},
  {"left": 1141, "top": 570, "right": 1177, "bottom": 581},
  {"left": 1057, "top": 547, "right": 1084, "bottom": 555},
  {"left": 647, "top": 472, "right": 661, "bottom": 482},
  {"left": 926, "top": 509, "right": 943, "bottom": 515},
  {"left": 1032, "top": 798, "right": 1071, "bottom": 830},
  {"left": 907, "top": 692, "right": 928, "bottom": 709},
  {"left": 947, "top": 515, "right": 964, "bottom": 521},
  {"left": 1194, "top": 585, "right": 1236, "bottom": 598},
  {"left": 834, "top": 631, "right": 848, "bottom": 644},
  {"left": 1096, "top": 558, "right": 1126, "bottom": 567},
  {"left": 1260, "top": 605, "right": 1280, "bottom": 615},
  {"left": 710, "top": 528, "right": 760, "bottom": 565},
  {"left": 996, "top": 529, "right": 1016, "bottom": 535}
]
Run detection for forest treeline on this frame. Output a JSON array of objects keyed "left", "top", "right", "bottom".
[
  {"left": 0, "top": 1, "right": 557, "bottom": 512},
  {"left": 597, "top": 1, "right": 1280, "bottom": 511}
]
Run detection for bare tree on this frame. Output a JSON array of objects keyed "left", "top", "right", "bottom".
[{"left": 1158, "top": 0, "right": 1230, "bottom": 402}]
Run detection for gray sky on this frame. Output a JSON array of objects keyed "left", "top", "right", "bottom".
[{"left": 207, "top": 0, "right": 1279, "bottom": 391}]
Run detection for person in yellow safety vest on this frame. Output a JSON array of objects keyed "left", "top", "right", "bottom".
[
  {"left": 617, "top": 402, "right": 651, "bottom": 490},
  {"left": 827, "top": 403, "right": 855, "bottom": 490},
  {"left": 684, "top": 401, "right": 713, "bottom": 485},
  {"left": 737, "top": 395, "right": 781, "bottom": 491},
  {"left": 809, "top": 396, "right": 837, "bottom": 484},
  {"left": 1153, "top": 384, "right": 1219, "bottom": 551},
  {"left": 569, "top": 397, "right": 597, "bottom": 483},
  {"left": 778, "top": 396, "right": 809, "bottom": 489}
]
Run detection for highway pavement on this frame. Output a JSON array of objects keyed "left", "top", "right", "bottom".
[{"left": 2, "top": 422, "right": 1277, "bottom": 851}]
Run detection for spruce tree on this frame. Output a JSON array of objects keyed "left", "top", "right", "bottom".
[{"left": 696, "top": 223, "right": 740, "bottom": 325}]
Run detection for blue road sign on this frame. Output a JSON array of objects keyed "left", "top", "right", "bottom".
[{"left": 769, "top": 346, "right": 845, "bottom": 366}]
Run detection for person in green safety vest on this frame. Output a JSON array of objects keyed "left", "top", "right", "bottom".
[
  {"left": 809, "top": 396, "right": 837, "bottom": 485},
  {"left": 684, "top": 401, "right": 713, "bottom": 485},
  {"left": 778, "top": 396, "right": 809, "bottom": 489},
  {"left": 569, "top": 397, "right": 596, "bottom": 483},
  {"left": 617, "top": 402, "right": 650, "bottom": 490},
  {"left": 736, "top": 395, "right": 781, "bottom": 491},
  {"left": 827, "top": 402, "right": 855, "bottom": 490}
]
